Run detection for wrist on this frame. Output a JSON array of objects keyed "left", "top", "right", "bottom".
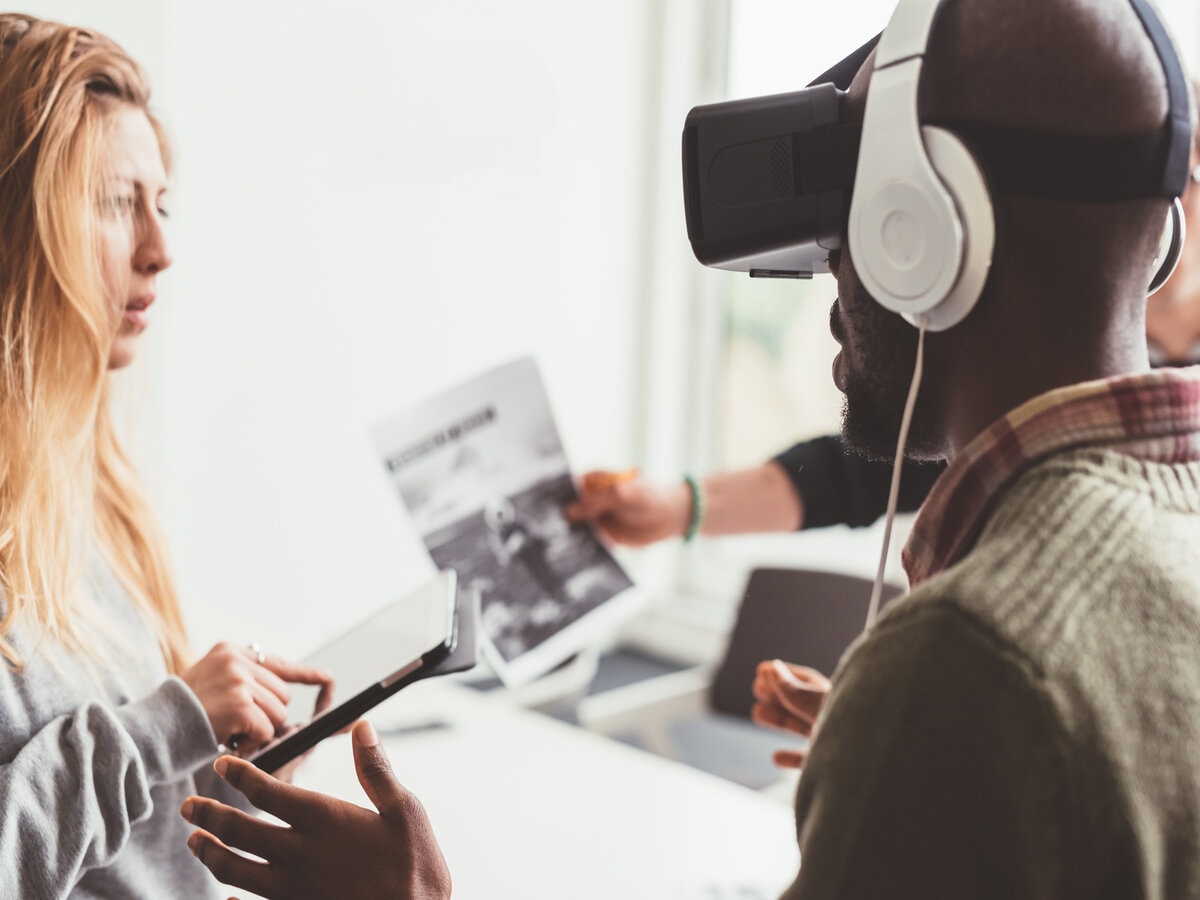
[
  {"left": 666, "top": 482, "right": 693, "bottom": 538},
  {"left": 682, "top": 474, "right": 705, "bottom": 542}
]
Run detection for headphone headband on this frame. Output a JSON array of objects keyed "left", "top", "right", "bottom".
[
  {"left": 849, "top": 0, "right": 971, "bottom": 327},
  {"left": 678, "top": 0, "right": 1192, "bottom": 294},
  {"left": 848, "top": 0, "right": 1191, "bottom": 331}
]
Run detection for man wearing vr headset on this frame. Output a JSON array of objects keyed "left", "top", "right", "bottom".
[
  {"left": 763, "top": 0, "right": 1200, "bottom": 895},
  {"left": 568, "top": 98, "right": 1200, "bottom": 551},
  {"left": 175, "top": 0, "right": 1200, "bottom": 897}
]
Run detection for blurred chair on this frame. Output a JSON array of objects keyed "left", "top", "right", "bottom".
[{"left": 577, "top": 567, "right": 903, "bottom": 792}]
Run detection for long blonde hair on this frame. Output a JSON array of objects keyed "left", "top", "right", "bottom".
[{"left": 0, "top": 15, "right": 189, "bottom": 674}]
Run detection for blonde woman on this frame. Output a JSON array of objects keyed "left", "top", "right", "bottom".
[{"left": 0, "top": 14, "right": 329, "bottom": 898}]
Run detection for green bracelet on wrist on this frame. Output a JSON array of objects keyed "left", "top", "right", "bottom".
[{"left": 683, "top": 474, "right": 704, "bottom": 543}]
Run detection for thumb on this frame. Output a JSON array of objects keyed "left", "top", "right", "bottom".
[{"left": 352, "top": 720, "right": 406, "bottom": 820}]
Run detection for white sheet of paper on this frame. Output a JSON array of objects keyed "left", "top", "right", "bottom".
[{"left": 371, "top": 356, "right": 642, "bottom": 686}]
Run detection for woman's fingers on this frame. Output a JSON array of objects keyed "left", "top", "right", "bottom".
[
  {"left": 313, "top": 679, "right": 336, "bottom": 717},
  {"left": 750, "top": 658, "right": 830, "bottom": 737},
  {"left": 263, "top": 656, "right": 334, "bottom": 688},
  {"left": 773, "top": 748, "right": 808, "bottom": 769},
  {"left": 248, "top": 681, "right": 290, "bottom": 732},
  {"left": 224, "top": 713, "right": 275, "bottom": 755},
  {"left": 751, "top": 702, "right": 808, "bottom": 734},
  {"left": 245, "top": 656, "right": 292, "bottom": 707},
  {"left": 771, "top": 659, "right": 830, "bottom": 690},
  {"left": 774, "top": 681, "right": 823, "bottom": 726},
  {"left": 756, "top": 660, "right": 827, "bottom": 708},
  {"left": 243, "top": 650, "right": 334, "bottom": 720},
  {"left": 753, "top": 659, "right": 829, "bottom": 693}
]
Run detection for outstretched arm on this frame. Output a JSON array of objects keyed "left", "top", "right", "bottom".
[
  {"left": 566, "top": 461, "right": 802, "bottom": 544},
  {"left": 182, "top": 720, "right": 452, "bottom": 900},
  {"left": 565, "top": 435, "right": 947, "bottom": 546},
  {"left": 772, "top": 435, "right": 944, "bottom": 529}
]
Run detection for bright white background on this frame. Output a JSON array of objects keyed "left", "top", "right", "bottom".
[
  {"left": 15, "top": 0, "right": 1200, "bottom": 666},
  {"left": 19, "top": 0, "right": 729, "bottom": 661}
]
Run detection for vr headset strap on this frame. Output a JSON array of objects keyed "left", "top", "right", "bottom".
[
  {"left": 808, "top": 33, "right": 881, "bottom": 90},
  {"left": 941, "top": 122, "right": 1176, "bottom": 203},
  {"left": 1127, "top": 0, "right": 1192, "bottom": 198}
]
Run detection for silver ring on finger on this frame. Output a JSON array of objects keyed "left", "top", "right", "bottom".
[{"left": 248, "top": 641, "right": 266, "bottom": 665}]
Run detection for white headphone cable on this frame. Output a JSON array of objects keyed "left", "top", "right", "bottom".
[{"left": 865, "top": 320, "right": 927, "bottom": 630}]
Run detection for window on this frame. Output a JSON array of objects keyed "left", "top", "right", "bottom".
[
  {"left": 624, "top": 2, "right": 903, "bottom": 661},
  {"left": 715, "top": 1, "right": 897, "bottom": 470},
  {"left": 714, "top": 0, "right": 1200, "bottom": 471}
]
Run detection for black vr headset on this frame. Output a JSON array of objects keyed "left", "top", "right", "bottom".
[{"left": 682, "top": 0, "right": 1191, "bottom": 331}]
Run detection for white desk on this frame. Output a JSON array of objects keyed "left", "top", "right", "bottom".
[{"left": 295, "top": 679, "right": 801, "bottom": 899}]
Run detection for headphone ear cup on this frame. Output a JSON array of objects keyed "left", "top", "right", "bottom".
[
  {"left": 1148, "top": 196, "right": 1185, "bottom": 295},
  {"left": 916, "top": 126, "right": 996, "bottom": 331}
]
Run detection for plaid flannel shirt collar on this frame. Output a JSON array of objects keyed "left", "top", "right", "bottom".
[{"left": 902, "top": 366, "right": 1200, "bottom": 587}]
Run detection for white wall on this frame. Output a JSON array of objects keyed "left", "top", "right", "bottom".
[
  {"left": 21, "top": 0, "right": 675, "bottom": 659},
  {"left": 165, "top": 1, "right": 664, "bottom": 656},
  {"left": 1160, "top": 0, "right": 1200, "bottom": 73}
]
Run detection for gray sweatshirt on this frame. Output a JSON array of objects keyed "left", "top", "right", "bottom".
[{"left": 0, "top": 560, "right": 235, "bottom": 898}]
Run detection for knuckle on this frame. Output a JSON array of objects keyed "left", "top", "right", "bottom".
[
  {"left": 198, "top": 802, "right": 239, "bottom": 839},
  {"left": 359, "top": 752, "right": 395, "bottom": 784},
  {"left": 189, "top": 799, "right": 211, "bottom": 830},
  {"left": 221, "top": 760, "right": 244, "bottom": 791},
  {"left": 394, "top": 786, "right": 426, "bottom": 821},
  {"left": 207, "top": 848, "right": 234, "bottom": 882},
  {"left": 233, "top": 769, "right": 268, "bottom": 807}
]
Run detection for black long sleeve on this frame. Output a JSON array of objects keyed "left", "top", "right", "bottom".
[{"left": 771, "top": 435, "right": 945, "bottom": 529}]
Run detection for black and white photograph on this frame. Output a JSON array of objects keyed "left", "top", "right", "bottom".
[{"left": 372, "top": 357, "right": 638, "bottom": 686}]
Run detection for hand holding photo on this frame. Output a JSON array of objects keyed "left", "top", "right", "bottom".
[
  {"left": 581, "top": 468, "right": 639, "bottom": 491},
  {"left": 372, "top": 357, "right": 641, "bottom": 687}
]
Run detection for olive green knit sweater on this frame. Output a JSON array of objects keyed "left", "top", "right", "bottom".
[{"left": 783, "top": 448, "right": 1200, "bottom": 899}]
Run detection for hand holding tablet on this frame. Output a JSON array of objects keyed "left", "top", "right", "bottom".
[{"left": 250, "top": 570, "right": 478, "bottom": 773}]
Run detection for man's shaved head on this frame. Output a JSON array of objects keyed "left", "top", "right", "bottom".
[
  {"left": 833, "top": 0, "right": 1194, "bottom": 461},
  {"left": 921, "top": 0, "right": 1171, "bottom": 135}
]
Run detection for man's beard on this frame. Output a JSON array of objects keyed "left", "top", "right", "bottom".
[
  {"left": 837, "top": 292, "right": 942, "bottom": 462},
  {"left": 840, "top": 379, "right": 941, "bottom": 462}
]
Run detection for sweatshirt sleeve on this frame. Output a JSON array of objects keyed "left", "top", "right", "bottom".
[
  {"left": 771, "top": 435, "right": 945, "bottom": 529},
  {"left": 0, "top": 675, "right": 217, "bottom": 897},
  {"left": 780, "top": 604, "right": 1076, "bottom": 900}
]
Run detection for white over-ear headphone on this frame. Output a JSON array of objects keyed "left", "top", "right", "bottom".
[
  {"left": 848, "top": 0, "right": 993, "bottom": 332},
  {"left": 848, "top": 0, "right": 1190, "bottom": 331}
]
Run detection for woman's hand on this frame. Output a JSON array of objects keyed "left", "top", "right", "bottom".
[
  {"left": 181, "top": 642, "right": 332, "bottom": 756},
  {"left": 751, "top": 659, "right": 831, "bottom": 769},
  {"left": 181, "top": 720, "right": 452, "bottom": 900},
  {"left": 564, "top": 470, "right": 691, "bottom": 546}
]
